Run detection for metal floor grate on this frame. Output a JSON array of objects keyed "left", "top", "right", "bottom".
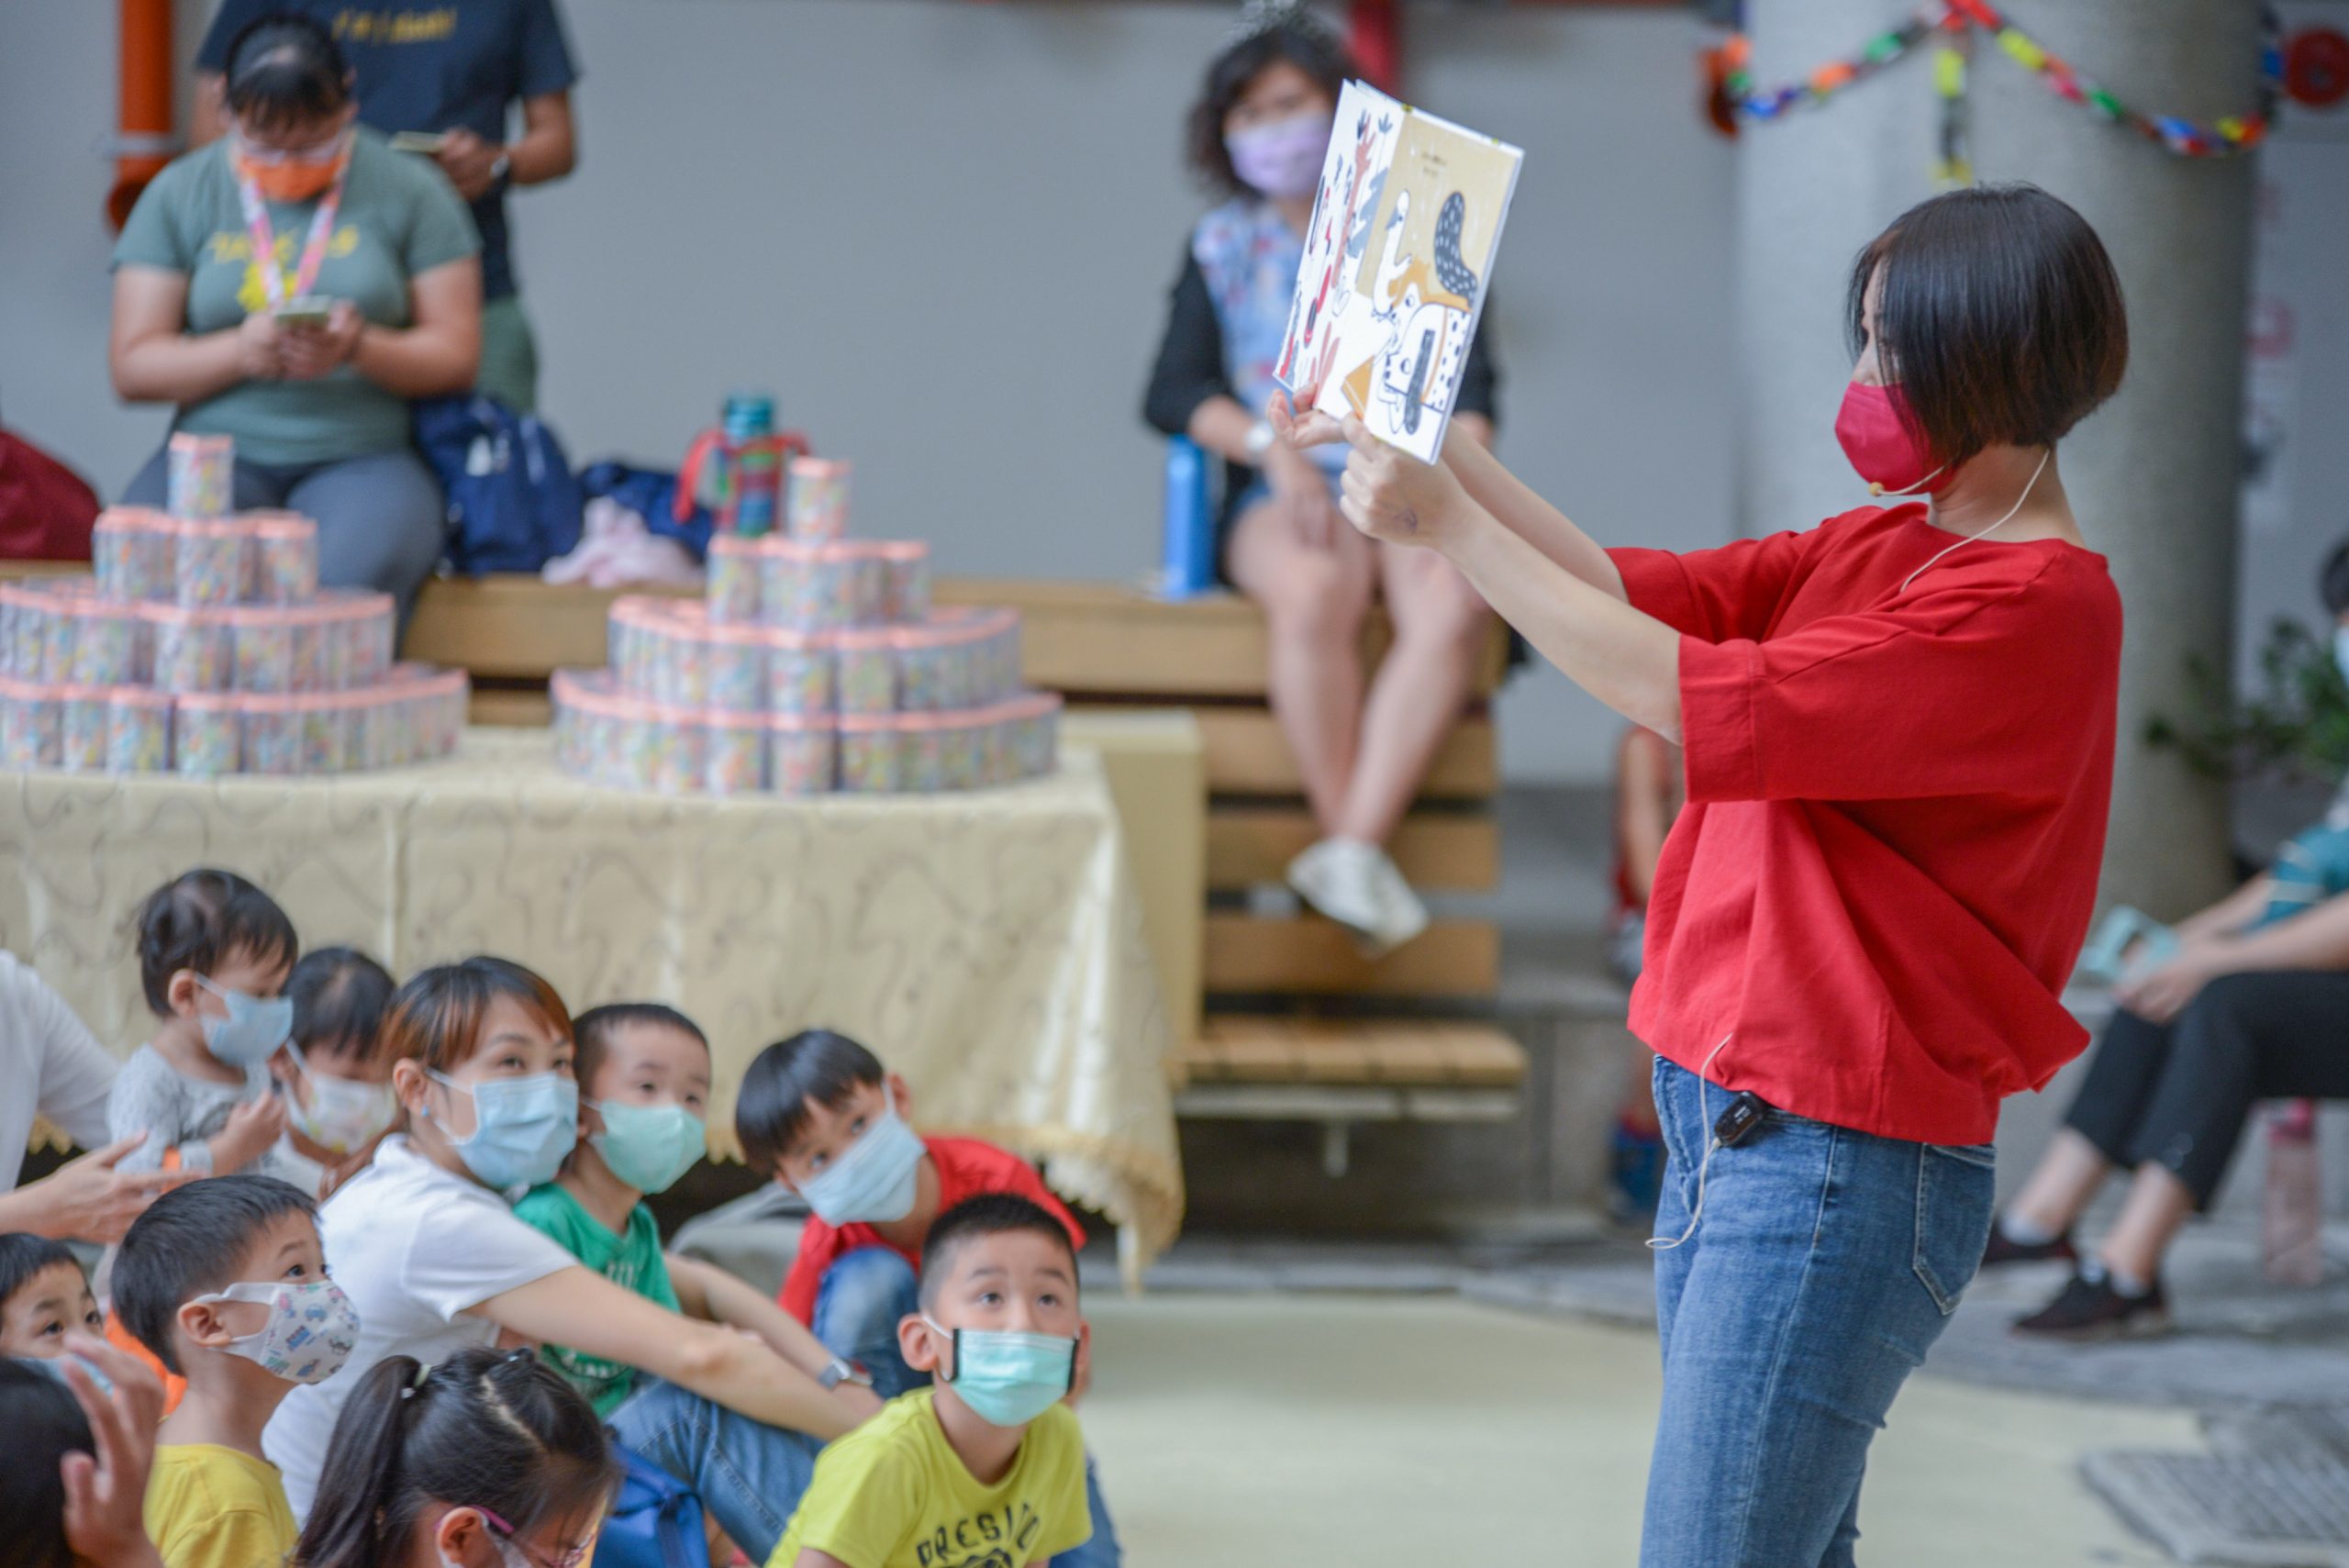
[{"left": 2084, "top": 1450, "right": 2349, "bottom": 1566}]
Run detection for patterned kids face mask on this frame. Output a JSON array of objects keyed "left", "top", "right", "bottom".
[{"left": 190, "top": 1277, "right": 362, "bottom": 1385}]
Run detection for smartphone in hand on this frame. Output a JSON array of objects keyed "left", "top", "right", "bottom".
[
  {"left": 273, "top": 296, "right": 332, "bottom": 329},
  {"left": 388, "top": 130, "right": 449, "bottom": 154}
]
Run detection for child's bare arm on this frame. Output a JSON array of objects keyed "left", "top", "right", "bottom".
[
  {"left": 794, "top": 1554, "right": 851, "bottom": 1568},
  {"left": 667, "top": 1254, "right": 885, "bottom": 1423}
]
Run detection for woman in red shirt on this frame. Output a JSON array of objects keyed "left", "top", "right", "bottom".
[{"left": 1280, "top": 183, "right": 2127, "bottom": 1566}]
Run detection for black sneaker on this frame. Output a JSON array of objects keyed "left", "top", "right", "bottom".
[
  {"left": 2011, "top": 1272, "right": 2172, "bottom": 1340},
  {"left": 1981, "top": 1225, "right": 2078, "bottom": 1269}
]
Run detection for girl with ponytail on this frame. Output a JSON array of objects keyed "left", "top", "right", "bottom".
[{"left": 294, "top": 1347, "right": 612, "bottom": 1568}]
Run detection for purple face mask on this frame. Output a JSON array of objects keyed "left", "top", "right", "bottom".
[{"left": 1226, "top": 113, "right": 1330, "bottom": 200}]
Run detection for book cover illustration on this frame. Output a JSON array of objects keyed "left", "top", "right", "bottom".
[{"left": 1276, "top": 81, "right": 1523, "bottom": 463}]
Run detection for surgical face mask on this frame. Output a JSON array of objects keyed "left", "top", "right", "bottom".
[
  {"left": 426, "top": 1070, "right": 578, "bottom": 1194},
  {"left": 1225, "top": 112, "right": 1330, "bottom": 200},
  {"left": 195, "top": 975, "right": 294, "bottom": 1068},
  {"left": 922, "top": 1318, "right": 1077, "bottom": 1429},
  {"left": 1833, "top": 381, "right": 1951, "bottom": 497},
  {"left": 589, "top": 1099, "right": 706, "bottom": 1195},
  {"left": 286, "top": 1044, "right": 399, "bottom": 1154},
  {"left": 191, "top": 1277, "right": 362, "bottom": 1385},
  {"left": 795, "top": 1088, "right": 925, "bottom": 1227},
  {"left": 2333, "top": 626, "right": 2349, "bottom": 687}
]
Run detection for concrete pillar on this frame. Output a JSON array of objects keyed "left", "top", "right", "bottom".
[{"left": 1735, "top": 0, "right": 2260, "bottom": 916}]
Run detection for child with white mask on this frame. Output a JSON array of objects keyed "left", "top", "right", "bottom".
[
  {"left": 268, "top": 948, "right": 401, "bottom": 1200},
  {"left": 112, "top": 1173, "right": 360, "bottom": 1568}
]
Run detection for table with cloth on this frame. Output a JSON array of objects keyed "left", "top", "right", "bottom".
[{"left": 0, "top": 728, "right": 1183, "bottom": 1277}]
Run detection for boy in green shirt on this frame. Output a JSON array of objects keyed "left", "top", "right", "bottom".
[
  {"left": 514, "top": 1003, "right": 878, "bottom": 1418},
  {"left": 771, "top": 1194, "right": 1095, "bottom": 1568}
]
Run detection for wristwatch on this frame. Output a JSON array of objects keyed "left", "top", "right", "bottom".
[
  {"left": 818, "top": 1358, "right": 874, "bottom": 1392},
  {"left": 490, "top": 150, "right": 513, "bottom": 188},
  {"left": 1245, "top": 418, "right": 1277, "bottom": 462}
]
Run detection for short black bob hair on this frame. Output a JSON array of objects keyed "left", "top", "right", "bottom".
[
  {"left": 918, "top": 1192, "right": 1079, "bottom": 1308},
  {"left": 114, "top": 1173, "right": 317, "bottom": 1374},
  {"left": 224, "top": 11, "right": 353, "bottom": 135},
  {"left": 1847, "top": 183, "right": 2128, "bottom": 474},
  {"left": 134, "top": 868, "right": 299, "bottom": 1018},
  {"left": 734, "top": 1028, "right": 888, "bottom": 1173},
  {"left": 1186, "top": 6, "right": 1357, "bottom": 198}
]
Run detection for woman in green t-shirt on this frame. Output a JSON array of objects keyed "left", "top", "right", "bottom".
[{"left": 109, "top": 15, "right": 481, "bottom": 621}]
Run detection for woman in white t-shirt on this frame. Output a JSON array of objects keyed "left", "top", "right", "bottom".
[
  {"left": 0, "top": 951, "right": 174, "bottom": 1243},
  {"left": 264, "top": 958, "right": 872, "bottom": 1560}
]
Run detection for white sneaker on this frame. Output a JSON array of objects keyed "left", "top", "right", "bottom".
[{"left": 1286, "top": 838, "right": 1431, "bottom": 957}]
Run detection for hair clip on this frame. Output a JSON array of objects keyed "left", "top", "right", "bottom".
[{"left": 404, "top": 1361, "right": 433, "bottom": 1396}]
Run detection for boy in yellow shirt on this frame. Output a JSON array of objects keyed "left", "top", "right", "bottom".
[
  {"left": 772, "top": 1194, "right": 1095, "bottom": 1568},
  {"left": 113, "top": 1173, "right": 361, "bottom": 1568}
]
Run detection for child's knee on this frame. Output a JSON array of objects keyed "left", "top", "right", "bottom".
[{"left": 816, "top": 1247, "right": 919, "bottom": 1336}]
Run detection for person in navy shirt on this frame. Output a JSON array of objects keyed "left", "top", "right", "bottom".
[{"left": 194, "top": 0, "right": 579, "bottom": 413}]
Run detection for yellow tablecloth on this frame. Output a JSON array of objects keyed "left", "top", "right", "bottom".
[{"left": 0, "top": 729, "right": 1183, "bottom": 1273}]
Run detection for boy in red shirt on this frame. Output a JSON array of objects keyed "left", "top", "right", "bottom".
[{"left": 733, "top": 1029, "right": 1085, "bottom": 1395}]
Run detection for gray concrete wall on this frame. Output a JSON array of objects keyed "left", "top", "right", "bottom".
[{"left": 0, "top": 0, "right": 1740, "bottom": 786}]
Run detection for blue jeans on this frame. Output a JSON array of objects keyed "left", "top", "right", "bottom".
[
  {"left": 1642, "top": 1058, "right": 1995, "bottom": 1568},
  {"left": 607, "top": 1376, "right": 822, "bottom": 1563},
  {"left": 812, "top": 1247, "right": 1124, "bottom": 1568}
]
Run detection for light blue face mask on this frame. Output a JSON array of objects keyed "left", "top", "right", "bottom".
[
  {"left": 426, "top": 1070, "right": 578, "bottom": 1193},
  {"left": 923, "top": 1318, "right": 1077, "bottom": 1429},
  {"left": 2333, "top": 626, "right": 2349, "bottom": 686},
  {"left": 195, "top": 975, "right": 293, "bottom": 1068},
  {"left": 795, "top": 1088, "right": 925, "bottom": 1227},
  {"left": 590, "top": 1098, "right": 707, "bottom": 1195}
]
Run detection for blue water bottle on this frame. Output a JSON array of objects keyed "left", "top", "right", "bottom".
[{"left": 1161, "top": 436, "right": 1216, "bottom": 599}]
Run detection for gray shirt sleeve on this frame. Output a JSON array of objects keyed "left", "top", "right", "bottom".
[{"left": 106, "top": 1050, "right": 217, "bottom": 1175}]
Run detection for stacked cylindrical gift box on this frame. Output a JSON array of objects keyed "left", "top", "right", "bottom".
[
  {"left": 0, "top": 435, "right": 469, "bottom": 780},
  {"left": 551, "top": 472, "right": 1060, "bottom": 796}
]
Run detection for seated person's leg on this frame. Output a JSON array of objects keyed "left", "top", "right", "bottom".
[
  {"left": 1224, "top": 490, "right": 1376, "bottom": 836},
  {"left": 284, "top": 449, "right": 446, "bottom": 624},
  {"left": 1332, "top": 541, "right": 1490, "bottom": 848},
  {"left": 812, "top": 1245, "right": 924, "bottom": 1396},
  {"left": 1047, "top": 1455, "right": 1124, "bottom": 1568},
  {"left": 607, "top": 1377, "right": 822, "bottom": 1564}
]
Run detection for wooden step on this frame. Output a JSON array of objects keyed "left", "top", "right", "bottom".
[
  {"left": 405, "top": 577, "right": 691, "bottom": 677},
  {"left": 1203, "top": 914, "right": 1499, "bottom": 997},
  {"left": 1198, "top": 709, "right": 1495, "bottom": 799},
  {"left": 1208, "top": 806, "right": 1498, "bottom": 892},
  {"left": 469, "top": 687, "right": 553, "bottom": 727},
  {"left": 1179, "top": 1016, "right": 1525, "bottom": 1088},
  {"left": 403, "top": 577, "right": 1510, "bottom": 698},
  {"left": 935, "top": 579, "right": 1509, "bottom": 700}
]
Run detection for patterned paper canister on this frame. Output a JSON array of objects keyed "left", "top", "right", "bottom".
[
  {"left": 785, "top": 457, "right": 851, "bottom": 541},
  {"left": 707, "top": 535, "right": 764, "bottom": 624},
  {"left": 166, "top": 433, "right": 233, "bottom": 519},
  {"left": 768, "top": 712, "right": 837, "bottom": 795},
  {"left": 172, "top": 694, "right": 239, "bottom": 778},
  {"left": 836, "top": 714, "right": 901, "bottom": 794},
  {"left": 106, "top": 686, "right": 173, "bottom": 773}
]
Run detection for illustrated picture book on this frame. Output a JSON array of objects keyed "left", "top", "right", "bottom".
[{"left": 1275, "top": 80, "right": 1524, "bottom": 463}]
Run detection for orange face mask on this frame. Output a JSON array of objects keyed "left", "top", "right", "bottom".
[
  {"left": 233, "top": 130, "right": 350, "bottom": 203},
  {"left": 236, "top": 153, "right": 344, "bottom": 203}
]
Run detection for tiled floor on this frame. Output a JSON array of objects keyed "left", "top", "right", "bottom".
[{"left": 1076, "top": 1291, "right": 2199, "bottom": 1566}]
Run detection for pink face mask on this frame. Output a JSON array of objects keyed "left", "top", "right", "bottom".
[{"left": 1834, "top": 382, "right": 1950, "bottom": 496}]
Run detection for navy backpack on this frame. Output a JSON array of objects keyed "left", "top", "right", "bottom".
[{"left": 413, "top": 395, "right": 584, "bottom": 574}]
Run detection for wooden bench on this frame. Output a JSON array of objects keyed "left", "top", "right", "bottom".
[{"left": 400, "top": 573, "right": 1527, "bottom": 1167}]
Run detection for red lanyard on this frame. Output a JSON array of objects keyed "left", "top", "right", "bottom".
[{"left": 234, "top": 161, "right": 346, "bottom": 308}]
